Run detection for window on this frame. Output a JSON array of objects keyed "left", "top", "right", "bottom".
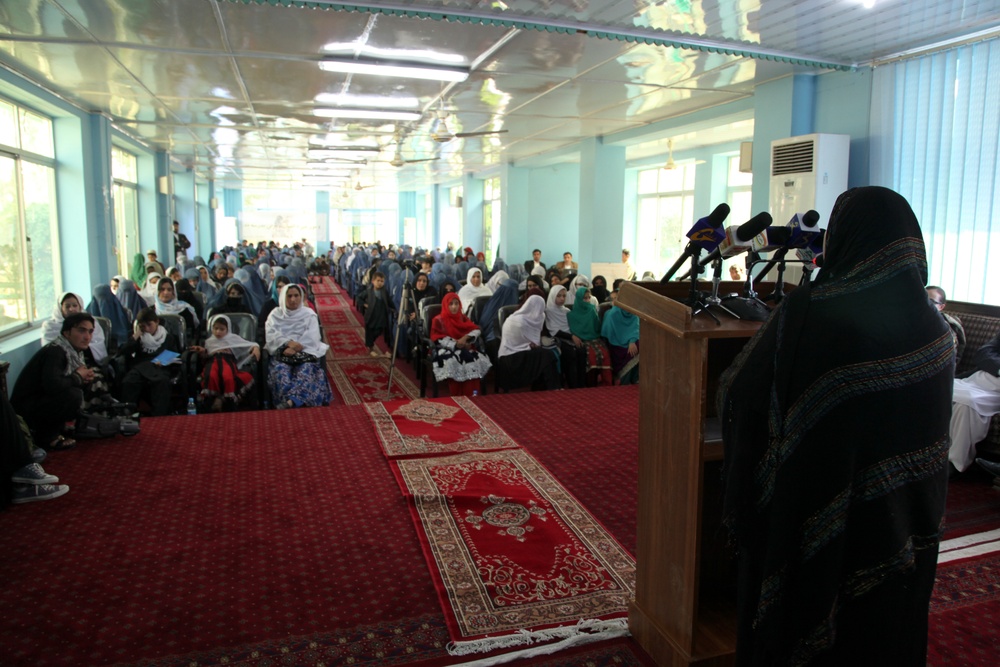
[
  {"left": 0, "top": 99, "right": 59, "bottom": 336},
  {"left": 483, "top": 177, "right": 501, "bottom": 267},
  {"left": 112, "top": 146, "right": 140, "bottom": 275},
  {"left": 441, "top": 185, "right": 463, "bottom": 250},
  {"left": 635, "top": 163, "right": 696, "bottom": 279},
  {"left": 873, "top": 40, "right": 1000, "bottom": 304}
]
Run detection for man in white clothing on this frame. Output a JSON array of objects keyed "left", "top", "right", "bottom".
[{"left": 950, "top": 330, "right": 1000, "bottom": 472}]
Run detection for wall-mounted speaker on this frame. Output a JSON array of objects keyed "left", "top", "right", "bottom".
[
  {"left": 158, "top": 175, "right": 173, "bottom": 195},
  {"left": 739, "top": 142, "right": 753, "bottom": 173}
]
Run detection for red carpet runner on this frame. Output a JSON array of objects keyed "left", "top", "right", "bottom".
[
  {"left": 391, "top": 449, "right": 634, "bottom": 655},
  {"left": 365, "top": 397, "right": 520, "bottom": 458},
  {"left": 314, "top": 277, "right": 420, "bottom": 404}
]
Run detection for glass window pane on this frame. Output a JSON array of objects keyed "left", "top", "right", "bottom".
[
  {"left": 19, "top": 109, "right": 54, "bottom": 158},
  {"left": 0, "top": 156, "right": 27, "bottom": 331},
  {"left": 659, "top": 167, "right": 684, "bottom": 192},
  {"left": 21, "top": 161, "right": 58, "bottom": 319},
  {"left": 637, "top": 168, "right": 659, "bottom": 194},
  {"left": 0, "top": 100, "right": 17, "bottom": 148},
  {"left": 112, "top": 146, "right": 138, "bottom": 183},
  {"left": 728, "top": 155, "right": 753, "bottom": 187},
  {"left": 682, "top": 164, "right": 696, "bottom": 190}
]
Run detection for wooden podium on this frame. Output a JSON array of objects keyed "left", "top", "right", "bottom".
[{"left": 616, "top": 280, "right": 767, "bottom": 666}]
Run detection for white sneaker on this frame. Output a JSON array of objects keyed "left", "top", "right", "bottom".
[
  {"left": 11, "top": 484, "right": 69, "bottom": 504},
  {"left": 11, "top": 463, "right": 58, "bottom": 485}
]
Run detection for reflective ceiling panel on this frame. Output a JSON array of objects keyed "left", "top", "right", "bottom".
[{"left": 0, "top": 0, "right": 994, "bottom": 188}]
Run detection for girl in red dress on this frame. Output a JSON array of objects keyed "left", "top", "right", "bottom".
[{"left": 191, "top": 315, "right": 260, "bottom": 412}]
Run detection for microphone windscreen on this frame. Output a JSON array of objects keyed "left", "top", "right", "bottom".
[
  {"left": 803, "top": 209, "right": 820, "bottom": 226},
  {"left": 735, "top": 212, "right": 773, "bottom": 242},
  {"left": 708, "top": 203, "right": 731, "bottom": 228}
]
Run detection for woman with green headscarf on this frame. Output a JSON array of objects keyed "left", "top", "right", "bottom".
[
  {"left": 566, "top": 287, "right": 611, "bottom": 386},
  {"left": 129, "top": 252, "right": 147, "bottom": 285}
]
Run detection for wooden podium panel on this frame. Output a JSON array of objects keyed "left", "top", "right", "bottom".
[{"left": 616, "top": 281, "right": 766, "bottom": 666}]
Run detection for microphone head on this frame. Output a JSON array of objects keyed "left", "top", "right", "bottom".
[
  {"left": 708, "top": 203, "right": 731, "bottom": 228},
  {"left": 735, "top": 212, "right": 773, "bottom": 242},
  {"left": 803, "top": 209, "right": 820, "bottom": 227}
]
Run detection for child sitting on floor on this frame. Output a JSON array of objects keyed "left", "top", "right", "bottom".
[
  {"left": 190, "top": 314, "right": 261, "bottom": 412},
  {"left": 357, "top": 271, "right": 393, "bottom": 357}
]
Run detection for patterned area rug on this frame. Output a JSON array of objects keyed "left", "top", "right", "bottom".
[
  {"left": 391, "top": 449, "right": 635, "bottom": 656},
  {"left": 928, "top": 552, "right": 1000, "bottom": 665},
  {"left": 328, "top": 358, "right": 420, "bottom": 404},
  {"left": 365, "top": 397, "right": 520, "bottom": 458}
]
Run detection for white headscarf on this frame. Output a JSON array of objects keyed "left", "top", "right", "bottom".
[
  {"left": 458, "top": 268, "right": 493, "bottom": 314},
  {"left": 264, "top": 284, "right": 329, "bottom": 358},
  {"left": 42, "top": 292, "right": 108, "bottom": 363},
  {"left": 155, "top": 283, "right": 200, "bottom": 327},
  {"left": 140, "top": 273, "right": 163, "bottom": 305},
  {"left": 564, "top": 274, "right": 591, "bottom": 306},
  {"left": 486, "top": 270, "right": 509, "bottom": 292},
  {"left": 499, "top": 295, "right": 546, "bottom": 358},
  {"left": 140, "top": 321, "right": 168, "bottom": 354},
  {"left": 205, "top": 314, "right": 259, "bottom": 366},
  {"left": 544, "top": 285, "right": 570, "bottom": 336}
]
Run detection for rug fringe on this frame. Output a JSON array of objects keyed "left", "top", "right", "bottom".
[{"left": 446, "top": 617, "right": 630, "bottom": 662}]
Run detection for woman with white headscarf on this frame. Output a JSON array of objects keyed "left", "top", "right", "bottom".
[
  {"left": 42, "top": 292, "right": 108, "bottom": 364},
  {"left": 457, "top": 267, "right": 492, "bottom": 316},
  {"left": 139, "top": 272, "right": 163, "bottom": 306},
  {"left": 496, "top": 294, "right": 560, "bottom": 391},
  {"left": 543, "top": 285, "right": 586, "bottom": 388},
  {"left": 563, "top": 274, "right": 591, "bottom": 306},
  {"left": 264, "top": 284, "right": 332, "bottom": 409},
  {"left": 154, "top": 278, "right": 200, "bottom": 334}
]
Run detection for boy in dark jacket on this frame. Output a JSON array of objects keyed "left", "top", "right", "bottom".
[{"left": 357, "top": 271, "right": 393, "bottom": 357}]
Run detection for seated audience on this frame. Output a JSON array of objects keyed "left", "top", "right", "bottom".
[
  {"left": 15, "top": 311, "right": 110, "bottom": 450},
  {"left": 139, "top": 272, "right": 162, "bottom": 305},
  {"left": 543, "top": 285, "right": 586, "bottom": 389},
  {"left": 4, "top": 376, "right": 68, "bottom": 505},
  {"left": 264, "top": 284, "right": 332, "bottom": 409},
  {"left": 118, "top": 307, "right": 183, "bottom": 416},
  {"left": 497, "top": 294, "right": 560, "bottom": 391},
  {"left": 43, "top": 292, "right": 109, "bottom": 365},
  {"left": 110, "top": 275, "right": 122, "bottom": 295},
  {"left": 429, "top": 293, "right": 492, "bottom": 397},
  {"left": 209, "top": 280, "right": 254, "bottom": 318},
  {"left": 190, "top": 314, "right": 260, "bottom": 412},
  {"left": 545, "top": 266, "right": 569, "bottom": 289},
  {"left": 458, "top": 267, "right": 492, "bottom": 315},
  {"left": 591, "top": 275, "right": 611, "bottom": 304},
  {"left": 145, "top": 249, "right": 166, "bottom": 275},
  {"left": 257, "top": 275, "right": 290, "bottom": 345},
  {"left": 621, "top": 249, "right": 636, "bottom": 280},
  {"left": 567, "top": 287, "right": 612, "bottom": 385},
  {"left": 174, "top": 278, "right": 205, "bottom": 328},
  {"left": 949, "top": 329, "right": 1000, "bottom": 472},
  {"left": 479, "top": 278, "right": 519, "bottom": 343},
  {"left": 524, "top": 248, "right": 545, "bottom": 275},
  {"left": 86, "top": 283, "right": 131, "bottom": 349},
  {"left": 601, "top": 294, "right": 640, "bottom": 385},
  {"left": 155, "top": 278, "right": 200, "bottom": 335},
  {"left": 558, "top": 252, "right": 578, "bottom": 275},
  {"left": 927, "top": 285, "right": 966, "bottom": 364},
  {"left": 564, "top": 274, "right": 591, "bottom": 306},
  {"left": 116, "top": 278, "right": 147, "bottom": 322}
]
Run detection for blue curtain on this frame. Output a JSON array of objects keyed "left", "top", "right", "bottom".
[{"left": 872, "top": 38, "right": 1000, "bottom": 304}]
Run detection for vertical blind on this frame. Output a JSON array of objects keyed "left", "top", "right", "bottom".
[{"left": 871, "top": 38, "right": 1000, "bottom": 305}]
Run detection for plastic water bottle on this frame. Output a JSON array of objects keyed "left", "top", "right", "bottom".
[
  {"left": 471, "top": 390, "right": 479, "bottom": 397},
  {"left": 186, "top": 398, "right": 197, "bottom": 416}
]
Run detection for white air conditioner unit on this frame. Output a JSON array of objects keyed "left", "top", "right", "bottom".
[{"left": 769, "top": 133, "right": 850, "bottom": 229}]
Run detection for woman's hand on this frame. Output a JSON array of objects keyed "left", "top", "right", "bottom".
[
  {"left": 456, "top": 335, "right": 469, "bottom": 348},
  {"left": 572, "top": 335, "right": 583, "bottom": 348},
  {"left": 627, "top": 342, "right": 638, "bottom": 357},
  {"left": 189, "top": 345, "right": 205, "bottom": 354},
  {"left": 251, "top": 346, "right": 261, "bottom": 361},
  {"left": 287, "top": 340, "right": 304, "bottom": 353}
]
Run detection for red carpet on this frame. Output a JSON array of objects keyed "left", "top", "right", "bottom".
[
  {"left": 943, "top": 473, "right": 1000, "bottom": 540},
  {"left": 391, "top": 449, "right": 634, "bottom": 654},
  {"left": 365, "top": 397, "right": 519, "bottom": 458},
  {"left": 928, "top": 552, "right": 1000, "bottom": 665}
]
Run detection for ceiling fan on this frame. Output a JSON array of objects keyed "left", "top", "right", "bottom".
[
  {"left": 431, "top": 102, "right": 508, "bottom": 143},
  {"left": 376, "top": 132, "right": 440, "bottom": 167},
  {"left": 663, "top": 138, "right": 706, "bottom": 170}
]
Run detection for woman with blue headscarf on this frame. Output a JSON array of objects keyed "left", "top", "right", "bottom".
[
  {"left": 87, "top": 284, "right": 131, "bottom": 348},
  {"left": 478, "top": 278, "right": 519, "bottom": 343},
  {"left": 234, "top": 268, "right": 267, "bottom": 317},
  {"left": 600, "top": 295, "right": 639, "bottom": 385},
  {"left": 116, "top": 278, "right": 147, "bottom": 322}
]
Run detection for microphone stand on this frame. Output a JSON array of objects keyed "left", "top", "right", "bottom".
[
  {"left": 661, "top": 246, "right": 692, "bottom": 283},
  {"left": 386, "top": 281, "right": 418, "bottom": 395},
  {"left": 685, "top": 247, "right": 720, "bottom": 324},
  {"left": 720, "top": 251, "right": 772, "bottom": 321},
  {"left": 703, "top": 257, "right": 738, "bottom": 319}
]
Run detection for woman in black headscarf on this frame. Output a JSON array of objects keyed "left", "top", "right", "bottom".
[{"left": 717, "top": 187, "right": 955, "bottom": 666}]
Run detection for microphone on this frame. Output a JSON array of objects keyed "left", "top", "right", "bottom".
[
  {"left": 698, "top": 212, "right": 773, "bottom": 266},
  {"left": 660, "top": 203, "right": 730, "bottom": 282}
]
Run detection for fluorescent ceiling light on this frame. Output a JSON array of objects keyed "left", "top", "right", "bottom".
[
  {"left": 314, "top": 93, "right": 419, "bottom": 109},
  {"left": 321, "top": 43, "right": 466, "bottom": 66},
  {"left": 307, "top": 148, "right": 379, "bottom": 158},
  {"left": 318, "top": 59, "right": 468, "bottom": 83},
  {"left": 313, "top": 107, "right": 423, "bottom": 121}
]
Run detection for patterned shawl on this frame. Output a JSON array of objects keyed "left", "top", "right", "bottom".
[{"left": 717, "top": 186, "right": 954, "bottom": 665}]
